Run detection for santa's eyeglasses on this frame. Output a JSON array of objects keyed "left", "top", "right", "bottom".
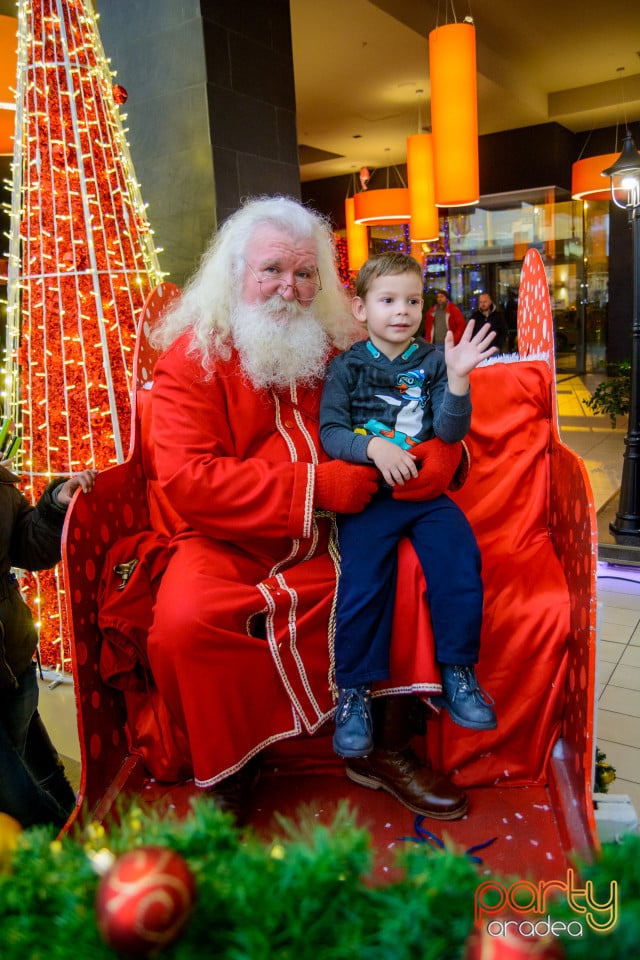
[{"left": 244, "top": 261, "right": 322, "bottom": 304}]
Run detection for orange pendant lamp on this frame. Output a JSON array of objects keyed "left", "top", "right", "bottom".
[
  {"left": 344, "top": 197, "right": 369, "bottom": 272},
  {"left": 406, "top": 133, "right": 440, "bottom": 241},
  {"left": 571, "top": 153, "right": 620, "bottom": 201},
  {"left": 429, "top": 20, "right": 479, "bottom": 207},
  {"left": 353, "top": 187, "right": 411, "bottom": 225},
  {"left": 0, "top": 14, "right": 17, "bottom": 155}
]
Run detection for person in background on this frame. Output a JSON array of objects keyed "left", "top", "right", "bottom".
[
  {"left": 504, "top": 292, "right": 518, "bottom": 352},
  {"left": 146, "top": 195, "right": 476, "bottom": 824},
  {"left": 423, "top": 288, "right": 467, "bottom": 349},
  {"left": 0, "top": 464, "right": 98, "bottom": 829},
  {"left": 470, "top": 292, "right": 509, "bottom": 354},
  {"left": 319, "top": 252, "right": 498, "bottom": 769}
]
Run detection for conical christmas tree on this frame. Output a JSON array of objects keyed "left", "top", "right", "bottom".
[{"left": 4, "top": 0, "right": 164, "bottom": 667}]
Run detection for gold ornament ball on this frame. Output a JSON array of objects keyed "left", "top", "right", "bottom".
[{"left": 0, "top": 812, "right": 23, "bottom": 873}]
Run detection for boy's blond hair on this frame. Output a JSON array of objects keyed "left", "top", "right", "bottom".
[{"left": 355, "top": 252, "right": 423, "bottom": 299}]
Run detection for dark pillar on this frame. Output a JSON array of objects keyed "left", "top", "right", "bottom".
[
  {"left": 201, "top": 0, "right": 300, "bottom": 226},
  {"left": 606, "top": 202, "right": 634, "bottom": 366},
  {"left": 97, "top": 0, "right": 299, "bottom": 287},
  {"left": 609, "top": 203, "right": 640, "bottom": 544}
]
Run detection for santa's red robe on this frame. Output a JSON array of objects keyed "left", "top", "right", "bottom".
[{"left": 146, "top": 334, "right": 440, "bottom": 788}]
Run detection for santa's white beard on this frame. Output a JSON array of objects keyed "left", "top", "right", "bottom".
[{"left": 230, "top": 297, "right": 330, "bottom": 390}]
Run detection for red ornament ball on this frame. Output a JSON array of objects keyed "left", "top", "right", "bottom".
[
  {"left": 95, "top": 846, "right": 197, "bottom": 958},
  {"left": 113, "top": 83, "right": 128, "bottom": 105}
]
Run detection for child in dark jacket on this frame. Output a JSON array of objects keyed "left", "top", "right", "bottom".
[
  {"left": 0, "top": 464, "right": 97, "bottom": 828},
  {"left": 320, "top": 252, "right": 497, "bottom": 761}
]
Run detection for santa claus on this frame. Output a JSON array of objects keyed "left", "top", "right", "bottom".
[{"left": 147, "top": 195, "right": 467, "bottom": 823}]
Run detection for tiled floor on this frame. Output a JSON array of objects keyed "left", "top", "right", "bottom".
[
  {"left": 554, "top": 372, "right": 627, "bottom": 511},
  {"left": 38, "top": 371, "right": 640, "bottom": 826},
  {"left": 556, "top": 374, "right": 640, "bottom": 820}
]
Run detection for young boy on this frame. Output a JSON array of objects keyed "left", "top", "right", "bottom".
[{"left": 319, "top": 252, "right": 497, "bottom": 758}]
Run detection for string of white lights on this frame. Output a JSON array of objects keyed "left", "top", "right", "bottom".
[{"left": 4, "top": 0, "right": 165, "bottom": 668}]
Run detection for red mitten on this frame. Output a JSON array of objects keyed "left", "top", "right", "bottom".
[
  {"left": 392, "top": 438, "right": 465, "bottom": 502},
  {"left": 316, "top": 460, "right": 379, "bottom": 513}
]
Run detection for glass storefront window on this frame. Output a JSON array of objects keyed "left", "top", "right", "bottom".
[
  {"left": 580, "top": 200, "right": 609, "bottom": 372},
  {"left": 340, "top": 192, "right": 609, "bottom": 374},
  {"left": 424, "top": 193, "right": 603, "bottom": 373}
]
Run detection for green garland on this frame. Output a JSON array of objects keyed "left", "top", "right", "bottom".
[
  {"left": 547, "top": 832, "right": 640, "bottom": 960},
  {"left": 0, "top": 799, "right": 638, "bottom": 959}
]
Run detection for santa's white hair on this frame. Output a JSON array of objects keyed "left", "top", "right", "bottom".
[{"left": 151, "top": 195, "right": 355, "bottom": 378}]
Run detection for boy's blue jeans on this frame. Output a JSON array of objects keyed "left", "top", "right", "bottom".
[
  {"left": 334, "top": 493, "right": 483, "bottom": 688},
  {"left": 0, "top": 662, "right": 72, "bottom": 828}
]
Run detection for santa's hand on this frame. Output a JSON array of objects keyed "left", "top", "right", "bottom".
[
  {"left": 392, "top": 439, "right": 462, "bottom": 501},
  {"left": 315, "top": 460, "right": 378, "bottom": 513}
]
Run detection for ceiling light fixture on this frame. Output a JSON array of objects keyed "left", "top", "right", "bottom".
[
  {"left": 429, "top": 17, "right": 479, "bottom": 207},
  {"left": 407, "top": 132, "right": 440, "bottom": 242},
  {"left": 353, "top": 164, "right": 411, "bottom": 225},
  {"left": 353, "top": 187, "right": 410, "bottom": 224},
  {"left": 571, "top": 153, "right": 620, "bottom": 201},
  {"left": 345, "top": 195, "right": 368, "bottom": 272},
  {"left": 573, "top": 68, "right": 634, "bottom": 203},
  {"left": 0, "top": 12, "right": 18, "bottom": 155}
]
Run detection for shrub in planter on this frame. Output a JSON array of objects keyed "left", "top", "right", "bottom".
[{"left": 585, "top": 361, "right": 631, "bottom": 426}]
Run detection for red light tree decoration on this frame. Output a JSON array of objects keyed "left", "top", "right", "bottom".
[{"left": 4, "top": 0, "right": 163, "bottom": 669}]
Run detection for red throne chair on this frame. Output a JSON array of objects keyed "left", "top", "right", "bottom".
[{"left": 61, "top": 250, "right": 598, "bottom": 879}]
